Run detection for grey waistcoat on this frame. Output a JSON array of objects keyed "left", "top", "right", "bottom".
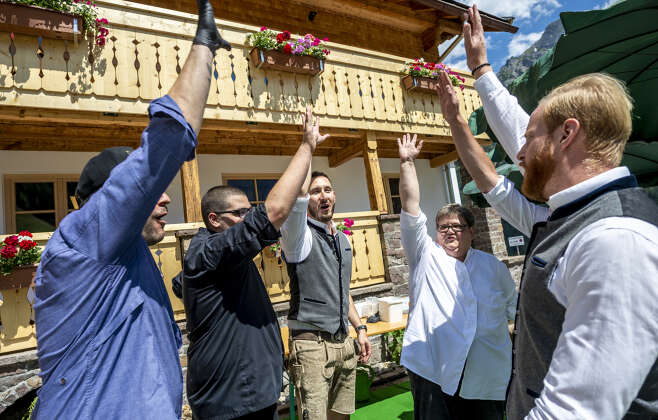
[
  {"left": 507, "top": 176, "right": 658, "bottom": 420},
  {"left": 285, "top": 222, "right": 352, "bottom": 334}
]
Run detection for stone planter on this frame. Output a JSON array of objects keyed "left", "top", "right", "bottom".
[
  {"left": 0, "top": 265, "right": 37, "bottom": 290},
  {"left": 250, "top": 48, "right": 324, "bottom": 75},
  {"left": 0, "top": 3, "right": 83, "bottom": 41},
  {"left": 401, "top": 74, "right": 438, "bottom": 95}
]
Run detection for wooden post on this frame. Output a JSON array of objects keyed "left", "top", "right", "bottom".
[
  {"left": 180, "top": 156, "right": 203, "bottom": 223},
  {"left": 362, "top": 131, "right": 388, "bottom": 214}
]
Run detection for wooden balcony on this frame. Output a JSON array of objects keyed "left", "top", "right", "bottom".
[
  {"left": 0, "top": 210, "right": 385, "bottom": 354},
  {"left": 0, "top": 0, "right": 487, "bottom": 163}
]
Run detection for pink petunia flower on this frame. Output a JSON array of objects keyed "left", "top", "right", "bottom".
[{"left": 260, "top": 26, "right": 267, "bottom": 31}]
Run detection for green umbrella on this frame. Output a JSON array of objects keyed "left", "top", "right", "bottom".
[{"left": 467, "top": 0, "right": 658, "bottom": 195}]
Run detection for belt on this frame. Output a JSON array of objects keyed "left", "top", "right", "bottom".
[{"left": 291, "top": 329, "right": 348, "bottom": 342}]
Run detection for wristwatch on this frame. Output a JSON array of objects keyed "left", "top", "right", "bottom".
[{"left": 355, "top": 325, "right": 367, "bottom": 333}]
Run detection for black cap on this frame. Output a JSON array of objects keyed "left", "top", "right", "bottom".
[{"left": 75, "top": 146, "right": 133, "bottom": 201}]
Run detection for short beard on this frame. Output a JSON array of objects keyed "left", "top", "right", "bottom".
[
  {"left": 309, "top": 203, "right": 335, "bottom": 223},
  {"left": 142, "top": 218, "right": 165, "bottom": 246},
  {"left": 521, "top": 140, "right": 556, "bottom": 202}
]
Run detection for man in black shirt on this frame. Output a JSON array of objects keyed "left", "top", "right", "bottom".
[{"left": 181, "top": 107, "right": 329, "bottom": 420}]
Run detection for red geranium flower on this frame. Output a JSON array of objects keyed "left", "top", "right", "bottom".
[
  {"left": 322, "top": 49, "right": 330, "bottom": 55},
  {"left": 283, "top": 43, "right": 293, "bottom": 54},
  {"left": 19, "top": 240, "right": 36, "bottom": 251},
  {"left": 276, "top": 33, "right": 285, "bottom": 43},
  {"left": 1, "top": 245, "right": 17, "bottom": 259},
  {"left": 282, "top": 30, "right": 291, "bottom": 41},
  {"left": 3, "top": 235, "right": 18, "bottom": 247},
  {"left": 19, "top": 230, "right": 33, "bottom": 238}
]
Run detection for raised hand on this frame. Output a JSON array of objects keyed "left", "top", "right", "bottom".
[
  {"left": 397, "top": 133, "right": 424, "bottom": 163},
  {"left": 437, "top": 70, "right": 462, "bottom": 126},
  {"left": 463, "top": 4, "right": 489, "bottom": 75},
  {"left": 193, "top": 0, "right": 231, "bottom": 52},
  {"left": 301, "top": 106, "right": 330, "bottom": 152}
]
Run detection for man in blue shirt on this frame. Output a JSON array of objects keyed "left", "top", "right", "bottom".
[{"left": 31, "top": 0, "right": 230, "bottom": 418}]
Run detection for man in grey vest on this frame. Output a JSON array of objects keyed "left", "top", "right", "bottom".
[
  {"left": 280, "top": 170, "right": 372, "bottom": 420},
  {"left": 432, "top": 5, "right": 658, "bottom": 419}
]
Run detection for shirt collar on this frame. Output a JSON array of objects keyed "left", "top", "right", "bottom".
[
  {"left": 547, "top": 166, "right": 631, "bottom": 213},
  {"left": 308, "top": 216, "right": 337, "bottom": 235}
]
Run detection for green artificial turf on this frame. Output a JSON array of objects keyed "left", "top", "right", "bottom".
[{"left": 282, "top": 381, "right": 414, "bottom": 420}]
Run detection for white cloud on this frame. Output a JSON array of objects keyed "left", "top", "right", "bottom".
[
  {"left": 441, "top": 39, "right": 468, "bottom": 71},
  {"left": 596, "top": 0, "right": 621, "bottom": 9},
  {"left": 462, "top": 0, "right": 561, "bottom": 21},
  {"left": 508, "top": 32, "right": 542, "bottom": 56}
]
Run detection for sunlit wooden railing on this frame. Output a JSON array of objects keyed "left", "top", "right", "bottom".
[
  {"left": 0, "top": 0, "right": 481, "bottom": 136},
  {"left": 0, "top": 211, "right": 385, "bottom": 354}
]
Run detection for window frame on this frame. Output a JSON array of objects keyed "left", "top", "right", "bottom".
[
  {"left": 3, "top": 174, "right": 79, "bottom": 233},
  {"left": 221, "top": 173, "right": 283, "bottom": 205},
  {"left": 383, "top": 173, "right": 401, "bottom": 215}
]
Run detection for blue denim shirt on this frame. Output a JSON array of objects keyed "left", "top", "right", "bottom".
[{"left": 32, "top": 96, "right": 197, "bottom": 419}]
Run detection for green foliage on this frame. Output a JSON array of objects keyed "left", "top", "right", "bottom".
[
  {"left": 246, "top": 27, "right": 330, "bottom": 60},
  {"left": 383, "top": 329, "right": 404, "bottom": 364},
  {"left": 22, "top": 396, "right": 37, "bottom": 420},
  {"left": 246, "top": 29, "right": 278, "bottom": 52}
]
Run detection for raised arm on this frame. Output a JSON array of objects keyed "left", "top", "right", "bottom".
[
  {"left": 464, "top": 4, "right": 528, "bottom": 167},
  {"left": 265, "top": 107, "right": 329, "bottom": 230},
  {"left": 437, "top": 70, "right": 500, "bottom": 193},
  {"left": 437, "top": 70, "right": 547, "bottom": 236},
  {"left": 398, "top": 133, "right": 424, "bottom": 216}
]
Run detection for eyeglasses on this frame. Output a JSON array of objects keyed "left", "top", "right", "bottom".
[
  {"left": 438, "top": 223, "right": 468, "bottom": 233},
  {"left": 216, "top": 207, "right": 252, "bottom": 218}
]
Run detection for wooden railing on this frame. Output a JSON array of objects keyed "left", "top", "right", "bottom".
[
  {"left": 0, "top": 211, "right": 386, "bottom": 354},
  {"left": 0, "top": 0, "right": 482, "bottom": 136}
]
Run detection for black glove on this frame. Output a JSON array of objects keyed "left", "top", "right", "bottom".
[{"left": 193, "top": 0, "right": 231, "bottom": 52}]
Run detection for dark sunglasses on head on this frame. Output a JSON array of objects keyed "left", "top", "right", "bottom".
[
  {"left": 438, "top": 223, "right": 467, "bottom": 233},
  {"left": 216, "top": 207, "right": 252, "bottom": 218}
]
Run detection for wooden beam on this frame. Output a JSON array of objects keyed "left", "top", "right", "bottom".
[
  {"left": 328, "top": 139, "right": 364, "bottom": 167},
  {"left": 180, "top": 156, "right": 203, "bottom": 223},
  {"left": 362, "top": 132, "right": 388, "bottom": 214},
  {"left": 410, "top": 0, "right": 519, "bottom": 33},
  {"left": 430, "top": 150, "right": 460, "bottom": 168},
  {"left": 438, "top": 34, "right": 463, "bottom": 62}
]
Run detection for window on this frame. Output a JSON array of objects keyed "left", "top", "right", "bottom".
[
  {"left": 222, "top": 174, "right": 281, "bottom": 205},
  {"left": 4, "top": 174, "right": 79, "bottom": 233},
  {"left": 383, "top": 175, "right": 401, "bottom": 214}
]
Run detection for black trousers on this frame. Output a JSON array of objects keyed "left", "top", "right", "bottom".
[
  {"left": 408, "top": 370, "right": 505, "bottom": 420},
  {"left": 226, "top": 404, "right": 278, "bottom": 420}
]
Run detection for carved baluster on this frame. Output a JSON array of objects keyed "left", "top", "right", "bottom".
[
  {"left": 9, "top": 33, "right": 17, "bottom": 79},
  {"left": 37, "top": 36, "right": 45, "bottom": 79},
  {"left": 133, "top": 39, "right": 141, "bottom": 89},
  {"left": 110, "top": 36, "right": 118, "bottom": 86},
  {"left": 174, "top": 45, "right": 181, "bottom": 75},
  {"left": 153, "top": 42, "right": 162, "bottom": 90},
  {"left": 229, "top": 53, "right": 237, "bottom": 100},
  {"left": 88, "top": 38, "right": 95, "bottom": 83},
  {"left": 63, "top": 41, "right": 70, "bottom": 82}
]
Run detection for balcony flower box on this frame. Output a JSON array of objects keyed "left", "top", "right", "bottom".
[
  {"left": 250, "top": 48, "right": 324, "bottom": 75},
  {"left": 0, "top": 2, "right": 82, "bottom": 41},
  {"left": 401, "top": 74, "right": 439, "bottom": 95},
  {"left": 400, "top": 58, "right": 465, "bottom": 94},
  {"left": 0, "top": 264, "right": 36, "bottom": 290}
]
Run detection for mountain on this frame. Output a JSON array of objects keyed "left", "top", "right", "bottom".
[{"left": 497, "top": 19, "right": 565, "bottom": 87}]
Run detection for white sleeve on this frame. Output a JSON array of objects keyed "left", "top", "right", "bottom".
[
  {"left": 483, "top": 176, "right": 549, "bottom": 237},
  {"left": 279, "top": 195, "right": 313, "bottom": 263},
  {"left": 399, "top": 209, "right": 433, "bottom": 269},
  {"left": 474, "top": 72, "right": 529, "bottom": 171},
  {"left": 526, "top": 222, "right": 658, "bottom": 420}
]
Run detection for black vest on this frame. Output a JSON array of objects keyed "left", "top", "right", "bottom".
[
  {"left": 508, "top": 176, "right": 658, "bottom": 419},
  {"left": 285, "top": 221, "right": 352, "bottom": 334}
]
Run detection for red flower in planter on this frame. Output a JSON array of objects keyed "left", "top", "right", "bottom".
[
  {"left": 1, "top": 245, "right": 17, "bottom": 259},
  {"left": 19, "top": 231, "right": 32, "bottom": 238},
  {"left": 3, "top": 235, "right": 18, "bottom": 247},
  {"left": 276, "top": 33, "right": 285, "bottom": 43},
  {"left": 282, "top": 31, "right": 291, "bottom": 41},
  {"left": 283, "top": 43, "right": 293, "bottom": 54},
  {"left": 19, "top": 240, "right": 37, "bottom": 251}
]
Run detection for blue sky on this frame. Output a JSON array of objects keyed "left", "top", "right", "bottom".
[{"left": 442, "top": 0, "right": 621, "bottom": 72}]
